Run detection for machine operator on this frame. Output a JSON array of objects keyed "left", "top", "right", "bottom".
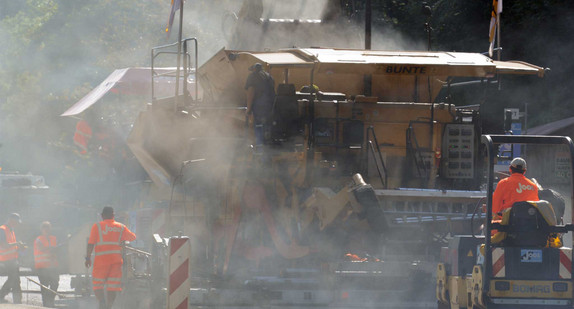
[
  {"left": 245, "top": 62, "right": 275, "bottom": 148},
  {"left": 492, "top": 157, "right": 539, "bottom": 218}
]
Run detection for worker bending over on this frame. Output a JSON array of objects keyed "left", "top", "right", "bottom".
[
  {"left": 492, "top": 157, "right": 539, "bottom": 217},
  {"left": 85, "top": 207, "right": 136, "bottom": 309}
]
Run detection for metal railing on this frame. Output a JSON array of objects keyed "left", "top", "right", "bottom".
[
  {"left": 150, "top": 37, "right": 198, "bottom": 108},
  {"left": 405, "top": 123, "right": 429, "bottom": 179},
  {"left": 366, "top": 126, "right": 388, "bottom": 189}
]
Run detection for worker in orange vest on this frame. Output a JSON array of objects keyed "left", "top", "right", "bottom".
[
  {"left": 34, "top": 221, "right": 59, "bottom": 308},
  {"left": 0, "top": 213, "right": 24, "bottom": 304},
  {"left": 492, "top": 157, "right": 539, "bottom": 217},
  {"left": 74, "top": 119, "right": 93, "bottom": 154},
  {"left": 85, "top": 207, "right": 136, "bottom": 309}
]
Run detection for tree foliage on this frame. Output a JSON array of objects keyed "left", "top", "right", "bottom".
[{"left": 0, "top": 0, "right": 166, "bottom": 182}]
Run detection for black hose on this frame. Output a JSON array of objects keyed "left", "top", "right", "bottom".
[{"left": 471, "top": 197, "right": 485, "bottom": 238}]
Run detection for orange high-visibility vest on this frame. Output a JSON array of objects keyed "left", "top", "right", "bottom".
[
  {"left": 492, "top": 173, "right": 539, "bottom": 214},
  {"left": 34, "top": 235, "right": 58, "bottom": 269},
  {"left": 73, "top": 120, "right": 92, "bottom": 154},
  {"left": 92, "top": 221, "right": 125, "bottom": 265},
  {"left": 0, "top": 225, "right": 18, "bottom": 262}
]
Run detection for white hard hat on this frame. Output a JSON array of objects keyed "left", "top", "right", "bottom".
[{"left": 510, "top": 157, "right": 527, "bottom": 171}]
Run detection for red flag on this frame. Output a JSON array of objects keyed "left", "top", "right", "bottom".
[
  {"left": 166, "top": 0, "right": 182, "bottom": 37},
  {"left": 488, "top": 0, "right": 503, "bottom": 57}
]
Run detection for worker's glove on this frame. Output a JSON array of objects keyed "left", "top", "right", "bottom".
[{"left": 84, "top": 256, "right": 92, "bottom": 268}]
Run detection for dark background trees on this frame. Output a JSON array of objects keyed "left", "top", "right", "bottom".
[{"left": 340, "top": 0, "right": 574, "bottom": 132}]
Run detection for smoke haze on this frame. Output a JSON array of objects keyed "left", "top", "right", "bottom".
[{"left": 1, "top": 1, "right": 572, "bottom": 307}]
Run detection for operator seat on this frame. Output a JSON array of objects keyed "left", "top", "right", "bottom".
[
  {"left": 270, "top": 83, "right": 299, "bottom": 142},
  {"left": 497, "top": 200, "right": 557, "bottom": 247},
  {"left": 539, "top": 188, "right": 565, "bottom": 224}
]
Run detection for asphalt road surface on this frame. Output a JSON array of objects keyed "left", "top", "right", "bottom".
[
  {"left": 0, "top": 272, "right": 438, "bottom": 309},
  {"left": 0, "top": 273, "right": 97, "bottom": 308}
]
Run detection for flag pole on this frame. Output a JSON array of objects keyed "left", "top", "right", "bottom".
[
  {"left": 174, "top": 0, "right": 184, "bottom": 112},
  {"left": 497, "top": 6, "right": 501, "bottom": 61},
  {"left": 497, "top": 2, "right": 501, "bottom": 90}
]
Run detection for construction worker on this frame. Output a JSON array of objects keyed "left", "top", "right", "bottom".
[
  {"left": 34, "top": 221, "right": 59, "bottom": 308},
  {"left": 492, "top": 157, "right": 539, "bottom": 217},
  {"left": 74, "top": 118, "right": 93, "bottom": 154},
  {"left": 0, "top": 213, "right": 23, "bottom": 304},
  {"left": 85, "top": 207, "right": 136, "bottom": 309},
  {"left": 245, "top": 62, "right": 275, "bottom": 148}
]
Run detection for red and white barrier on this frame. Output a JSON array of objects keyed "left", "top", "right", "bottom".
[
  {"left": 167, "top": 237, "right": 191, "bottom": 309},
  {"left": 560, "top": 248, "right": 572, "bottom": 279},
  {"left": 492, "top": 248, "right": 505, "bottom": 277}
]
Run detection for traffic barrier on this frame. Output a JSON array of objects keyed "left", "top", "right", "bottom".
[
  {"left": 167, "top": 236, "right": 191, "bottom": 309},
  {"left": 492, "top": 248, "right": 505, "bottom": 277},
  {"left": 560, "top": 248, "right": 572, "bottom": 279}
]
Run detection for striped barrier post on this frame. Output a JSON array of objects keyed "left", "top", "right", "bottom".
[
  {"left": 167, "top": 236, "right": 191, "bottom": 309},
  {"left": 560, "top": 248, "right": 572, "bottom": 279},
  {"left": 492, "top": 248, "right": 505, "bottom": 277}
]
